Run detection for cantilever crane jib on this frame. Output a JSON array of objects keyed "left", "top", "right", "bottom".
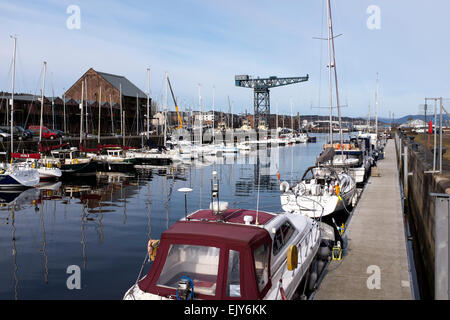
[{"left": 166, "top": 76, "right": 183, "bottom": 130}]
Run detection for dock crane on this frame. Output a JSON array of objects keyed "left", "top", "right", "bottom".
[
  {"left": 234, "top": 74, "right": 309, "bottom": 128},
  {"left": 167, "top": 76, "right": 183, "bottom": 129}
]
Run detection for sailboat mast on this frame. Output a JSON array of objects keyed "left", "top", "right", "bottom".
[
  {"left": 10, "top": 35, "right": 17, "bottom": 158},
  {"left": 85, "top": 78, "right": 88, "bottom": 135},
  {"left": 110, "top": 95, "right": 114, "bottom": 135},
  {"left": 328, "top": 0, "right": 343, "bottom": 148},
  {"left": 375, "top": 72, "right": 379, "bottom": 138},
  {"left": 80, "top": 81, "right": 84, "bottom": 144},
  {"left": 164, "top": 72, "right": 168, "bottom": 147},
  {"left": 39, "top": 61, "right": 47, "bottom": 143},
  {"left": 326, "top": 0, "right": 333, "bottom": 145},
  {"left": 51, "top": 73, "right": 55, "bottom": 130},
  {"left": 98, "top": 86, "right": 101, "bottom": 144},
  {"left": 63, "top": 91, "right": 66, "bottom": 134},
  {"left": 146, "top": 68, "right": 150, "bottom": 139},
  {"left": 212, "top": 85, "right": 215, "bottom": 144},
  {"left": 136, "top": 93, "right": 139, "bottom": 136},
  {"left": 276, "top": 101, "right": 279, "bottom": 139},
  {"left": 120, "top": 83, "right": 123, "bottom": 139},
  {"left": 290, "top": 98, "right": 294, "bottom": 133},
  {"left": 198, "top": 84, "right": 202, "bottom": 146}
]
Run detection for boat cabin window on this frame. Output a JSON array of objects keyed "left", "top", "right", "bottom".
[
  {"left": 156, "top": 244, "right": 220, "bottom": 297},
  {"left": 272, "top": 221, "right": 296, "bottom": 256},
  {"left": 253, "top": 243, "right": 270, "bottom": 292},
  {"left": 226, "top": 250, "right": 241, "bottom": 298}
]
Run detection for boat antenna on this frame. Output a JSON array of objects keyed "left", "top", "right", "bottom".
[
  {"left": 255, "top": 164, "right": 261, "bottom": 226},
  {"left": 178, "top": 187, "right": 193, "bottom": 220}
]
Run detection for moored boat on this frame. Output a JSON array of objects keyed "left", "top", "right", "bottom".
[{"left": 124, "top": 172, "right": 324, "bottom": 300}]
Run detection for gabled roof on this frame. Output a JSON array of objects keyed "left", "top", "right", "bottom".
[{"left": 96, "top": 71, "right": 147, "bottom": 99}]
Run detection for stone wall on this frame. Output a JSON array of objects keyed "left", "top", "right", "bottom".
[{"left": 397, "top": 132, "right": 450, "bottom": 298}]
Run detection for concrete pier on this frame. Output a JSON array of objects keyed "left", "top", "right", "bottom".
[{"left": 314, "top": 139, "right": 413, "bottom": 300}]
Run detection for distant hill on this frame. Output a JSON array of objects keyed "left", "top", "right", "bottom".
[{"left": 378, "top": 114, "right": 450, "bottom": 124}]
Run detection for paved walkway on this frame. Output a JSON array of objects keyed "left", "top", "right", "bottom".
[{"left": 314, "top": 139, "right": 413, "bottom": 299}]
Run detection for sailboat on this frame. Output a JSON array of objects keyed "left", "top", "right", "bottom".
[
  {"left": 280, "top": 0, "right": 356, "bottom": 218},
  {"left": 129, "top": 70, "right": 183, "bottom": 165},
  {"left": 0, "top": 36, "right": 40, "bottom": 189},
  {"left": 47, "top": 80, "right": 97, "bottom": 177},
  {"left": 13, "top": 62, "right": 62, "bottom": 181}
]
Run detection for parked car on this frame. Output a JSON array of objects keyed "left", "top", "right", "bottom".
[
  {"left": 28, "top": 125, "right": 58, "bottom": 140},
  {"left": 51, "top": 129, "right": 67, "bottom": 138},
  {"left": 0, "top": 126, "right": 32, "bottom": 141}
]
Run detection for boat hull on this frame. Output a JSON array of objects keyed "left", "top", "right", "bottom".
[
  {"left": 0, "top": 168, "right": 40, "bottom": 189},
  {"left": 60, "top": 161, "right": 98, "bottom": 177}
]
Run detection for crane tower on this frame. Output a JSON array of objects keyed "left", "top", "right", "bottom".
[{"left": 235, "top": 74, "right": 309, "bottom": 128}]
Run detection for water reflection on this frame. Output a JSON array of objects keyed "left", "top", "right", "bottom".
[{"left": 0, "top": 137, "right": 330, "bottom": 299}]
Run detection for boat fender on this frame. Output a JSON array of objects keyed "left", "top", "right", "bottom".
[
  {"left": 351, "top": 193, "right": 358, "bottom": 207},
  {"left": 287, "top": 245, "right": 298, "bottom": 271},
  {"left": 317, "top": 260, "right": 326, "bottom": 276},
  {"left": 308, "top": 272, "right": 318, "bottom": 292},
  {"left": 147, "top": 239, "right": 160, "bottom": 261},
  {"left": 280, "top": 181, "right": 290, "bottom": 193},
  {"left": 31, "top": 162, "right": 36, "bottom": 169},
  {"left": 318, "top": 246, "right": 330, "bottom": 261},
  {"left": 307, "top": 260, "right": 319, "bottom": 292},
  {"left": 342, "top": 234, "right": 348, "bottom": 256}
]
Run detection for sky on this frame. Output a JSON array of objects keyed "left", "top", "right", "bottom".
[{"left": 0, "top": 0, "right": 449, "bottom": 118}]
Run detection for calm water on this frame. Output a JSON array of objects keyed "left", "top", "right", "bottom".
[{"left": 0, "top": 134, "right": 335, "bottom": 300}]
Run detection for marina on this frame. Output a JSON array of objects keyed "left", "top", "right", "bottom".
[{"left": 1, "top": 0, "right": 450, "bottom": 304}]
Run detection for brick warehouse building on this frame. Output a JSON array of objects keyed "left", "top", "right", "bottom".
[
  {"left": 0, "top": 68, "right": 153, "bottom": 136},
  {"left": 64, "top": 68, "right": 151, "bottom": 135}
]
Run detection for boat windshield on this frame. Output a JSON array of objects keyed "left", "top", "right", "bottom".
[{"left": 156, "top": 244, "right": 220, "bottom": 296}]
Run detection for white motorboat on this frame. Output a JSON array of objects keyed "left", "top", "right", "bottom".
[{"left": 124, "top": 172, "right": 324, "bottom": 300}]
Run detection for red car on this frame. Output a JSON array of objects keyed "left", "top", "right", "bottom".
[{"left": 28, "top": 125, "right": 58, "bottom": 139}]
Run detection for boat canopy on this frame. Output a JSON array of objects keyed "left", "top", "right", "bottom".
[{"left": 138, "top": 220, "right": 273, "bottom": 300}]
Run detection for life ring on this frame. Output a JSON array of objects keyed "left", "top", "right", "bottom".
[
  {"left": 73, "top": 158, "right": 79, "bottom": 165},
  {"left": 147, "top": 239, "right": 160, "bottom": 261},
  {"left": 287, "top": 245, "right": 298, "bottom": 271}
]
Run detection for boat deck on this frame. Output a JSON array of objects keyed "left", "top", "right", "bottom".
[{"left": 314, "top": 139, "right": 413, "bottom": 300}]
